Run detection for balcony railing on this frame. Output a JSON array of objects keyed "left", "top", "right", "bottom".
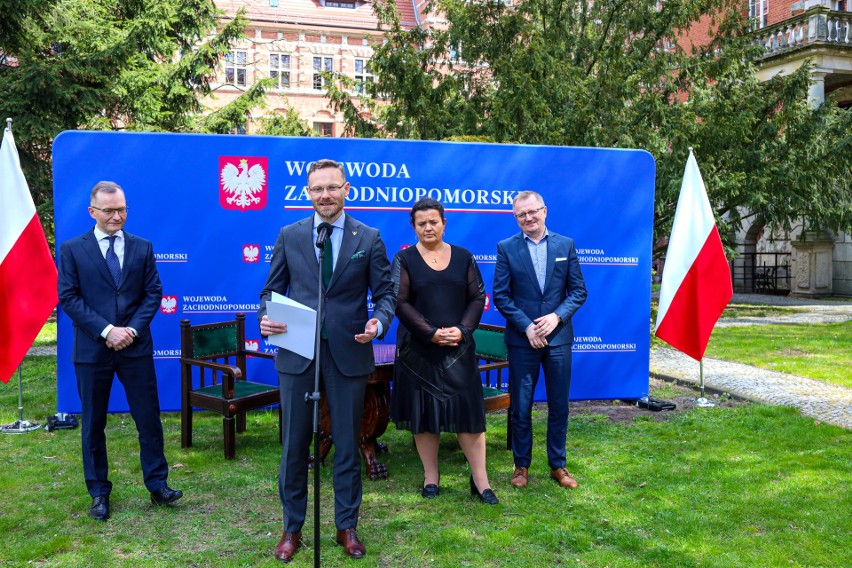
[{"left": 754, "top": 8, "right": 851, "bottom": 57}]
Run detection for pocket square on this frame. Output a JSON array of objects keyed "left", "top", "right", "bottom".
[
  {"left": 351, "top": 250, "right": 366, "bottom": 260},
  {"left": 556, "top": 257, "right": 567, "bottom": 262}
]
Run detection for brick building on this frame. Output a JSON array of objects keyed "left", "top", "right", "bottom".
[
  {"left": 730, "top": 1, "right": 851, "bottom": 296},
  {"left": 209, "top": 0, "right": 428, "bottom": 136},
  {"left": 743, "top": 0, "right": 850, "bottom": 106}
]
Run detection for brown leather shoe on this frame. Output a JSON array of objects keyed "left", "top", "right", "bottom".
[
  {"left": 336, "top": 528, "right": 366, "bottom": 559},
  {"left": 510, "top": 467, "right": 529, "bottom": 488},
  {"left": 550, "top": 468, "right": 579, "bottom": 489},
  {"left": 273, "top": 531, "right": 302, "bottom": 562}
]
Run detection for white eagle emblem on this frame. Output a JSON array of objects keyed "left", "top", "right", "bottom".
[
  {"left": 221, "top": 159, "right": 266, "bottom": 209},
  {"left": 243, "top": 245, "right": 259, "bottom": 263},
  {"left": 160, "top": 296, "right": 177, "bottom": 314},
  {"left": 245, "top": 340, "right": 259, "bottom": 351}
]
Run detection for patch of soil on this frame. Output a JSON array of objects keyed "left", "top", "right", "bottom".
[
  {"left": 563, "top": 377, "right": 750, "bottom": 423},
  {"left": 778, "top": 348, "right": 813, "bottom": 357}
]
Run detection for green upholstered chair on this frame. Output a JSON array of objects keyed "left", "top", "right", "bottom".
[
  {"left": 474, "top": 323, "right": 512, "bottom": 450},
  {"left": 180, "top": 313, "right": 280, "bottom": 459}
]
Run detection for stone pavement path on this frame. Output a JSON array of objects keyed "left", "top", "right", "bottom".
[
  {"left": 651, "top": 293, "right": 852, "bottom": 430},
  {"left": 715, "top": 293, "right": 852, "bottom": 327},
  {"left": 650, "top": 347, "right": 852, "bottom": 429}
]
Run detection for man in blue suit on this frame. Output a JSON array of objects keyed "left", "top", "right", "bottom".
[
  {"left": 58, "top": 181, "right": 182, "bottom": 521},
  {"left": 493, "top": 191, "right": 587, "bottom": 490},
  {"left": 259, "top": 159, "right": 395, "bottom": 562}
]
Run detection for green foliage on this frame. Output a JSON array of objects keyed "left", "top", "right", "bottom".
[
  {"left": 256, "top": 106, "right": 314, "bottom": 138},
  {"left": 0, "top": 0, "right": 52, "bottom": 52},
  {"left": 0, "top": 0, "right": 262, "bottom": 244},
  {"left": 325, "top": 71, "right": 382, "bottom": 138},
  {"left": 197, "top": 80, "right": 270, "bottom": 134},
  {"left": 355, "top": 0, "right": 852, "bottom": 241}
]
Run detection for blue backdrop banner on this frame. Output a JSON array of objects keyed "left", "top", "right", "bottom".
[{"left": 53, "top": 132, "right": 655, "bottom": 412}]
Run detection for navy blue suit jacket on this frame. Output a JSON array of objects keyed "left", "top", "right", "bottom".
[
  {"left": 58, "top": 229, "right": 162, "bottom": 363},
  {"left": 492, "top": 231, "right": 587, "bottom": 347},
  {"left": 258, "top": 214, "right": 395, "bottom": 377}
]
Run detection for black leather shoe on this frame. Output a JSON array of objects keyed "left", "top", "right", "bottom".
[
  {"left": 469, "top": 475, "right": 499, "bottom": 505},
  {"left": 421, "top": 484, "right": 440, "bottom": 499},
  {"left": 89, "top": 495, "right": 110, "bottom": 521},
  {"left": 150, "top": 485, "right": 183, "bottom": 506}
]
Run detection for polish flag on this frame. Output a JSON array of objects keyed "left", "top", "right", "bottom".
[
  {"left": 0, "top": 125, "right": 58, "bottom": 382},
  {"left": 655, "top": 149, "right": 732, "bottom": 361}
]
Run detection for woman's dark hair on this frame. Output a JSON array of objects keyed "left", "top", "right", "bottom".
[{"left": 409, "top": 197, "right": 445, "bottom": 225}]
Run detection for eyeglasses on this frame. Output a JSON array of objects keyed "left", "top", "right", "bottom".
[
  {"left": 308, "top": 184, "right": 345, "bottom": 195},
  {"left": 514, "top": 206, "right": 545, "bottom": 220},
  {"left": 91, "top": 206, "right": 128, "bottom": 216}
]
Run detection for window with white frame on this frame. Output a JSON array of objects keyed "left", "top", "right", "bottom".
[
  {"left": 354, "top": 58, "right": 373, "bottom": 95},
  {"left": 313, "top": 56, "right": 333, "bottom": 90},
  {"left": 225, "top": 50, "right": 247, "bottom": 87},
  {"left": 270, "top": 53, "right": 291, "bottom": 89},
  {"left": 749, "top": 0, "right": 768, "bottom": 29}
]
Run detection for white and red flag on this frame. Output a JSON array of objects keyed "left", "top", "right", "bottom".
[
  {"left": 0, "top": 124, "right": 58, "bottom": 382},
  {"left": 655, "top": 149, "right": 733, "bottom": 361}
]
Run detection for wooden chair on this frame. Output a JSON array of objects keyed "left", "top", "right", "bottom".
[
  {"left": 473, "top": 323, "right": 512, "bottom": 450},
  {"left": 180, "top": 313, "right": 280, "bottom": 459}
]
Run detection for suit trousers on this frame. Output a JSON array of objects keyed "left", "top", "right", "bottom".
[
  {"left": 507, "top": 343, "right": 572, "bottom": 470},
  {"left": 74, "top": 355, "right": 169, "bottom": 497},
  {"left": 278, "top": 340, "right": 368, "bottom": 532}
]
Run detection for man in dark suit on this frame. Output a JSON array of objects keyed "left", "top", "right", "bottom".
[
  {"left": 493, "top": 190, "right": 587, "bottom": 490},
  {"left": 259, "top": 159, "right": 395, "bottom": 562},
  {"left": 58, "top": 181, "right": 182, "bottom": 521}
]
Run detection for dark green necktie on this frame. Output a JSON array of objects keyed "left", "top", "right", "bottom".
[
  {"left": 320, "top": 232, "right": 333, "bottom": 339},
  {"left": 322, "top": 238, "right": 333, "bottom": 288}
]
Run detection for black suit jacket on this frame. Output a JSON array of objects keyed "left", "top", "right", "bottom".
[
  {"left": 258, "top": 214, "right": 395, "bottom": 377},
  {"left": 58, "top": 229, "right": 162, "bottom": 363}
]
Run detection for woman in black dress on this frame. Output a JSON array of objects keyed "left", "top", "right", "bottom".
[{"left": 391, "top": 198, "right": 498, "bottom": 504}]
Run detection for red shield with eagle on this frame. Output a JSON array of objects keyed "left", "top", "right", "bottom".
[
  {"left": 160, "top": 296, "right": 178, "bottom": 314},
  {"left": 242, "top": 244, "right": 260, "bottom": 263}
]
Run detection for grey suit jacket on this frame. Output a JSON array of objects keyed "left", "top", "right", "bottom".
[
  {"left": 57, "top": 229, "right": 162, "bottom": 363},
  {"left": 492, "top": 231, "right": 587, "bottom": 348},
  {"left": 258, "top": 214, "right": 395, "bottom": 376}
]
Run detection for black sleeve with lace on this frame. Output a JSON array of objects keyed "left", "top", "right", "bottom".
[
  {"left": 458, "top": 252, "right": 486, "bottom": 335},
  {"left": 392, "top": 252, "right": 438, "bottom": 342}
]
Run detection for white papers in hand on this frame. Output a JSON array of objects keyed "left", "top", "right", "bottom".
[{"left": 265, "top": 292, "right": 316, "bottom": 359}]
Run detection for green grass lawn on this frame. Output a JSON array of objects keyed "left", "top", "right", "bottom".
[
  {"left": 706, "top": 322, "right": 852, "bottom": 388},
  {"left": 33, "top": 321, "right": 57, "bottom": 347},
  {"left": 650, "top": 302, "right": 851, "bottom": 388},
  {"left": 1, "top": 356, "right": 850, "bottom": 567}
]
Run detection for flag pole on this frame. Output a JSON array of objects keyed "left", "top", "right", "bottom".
[
  {"left": 1, "top": 363, "right": 41, "bottom": 433},
  {"left": 695, "top": 359, "right": 715, "bottom": 408},
  {"left": 1, "top": 118, "right": 42, "bottom": 433}
]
